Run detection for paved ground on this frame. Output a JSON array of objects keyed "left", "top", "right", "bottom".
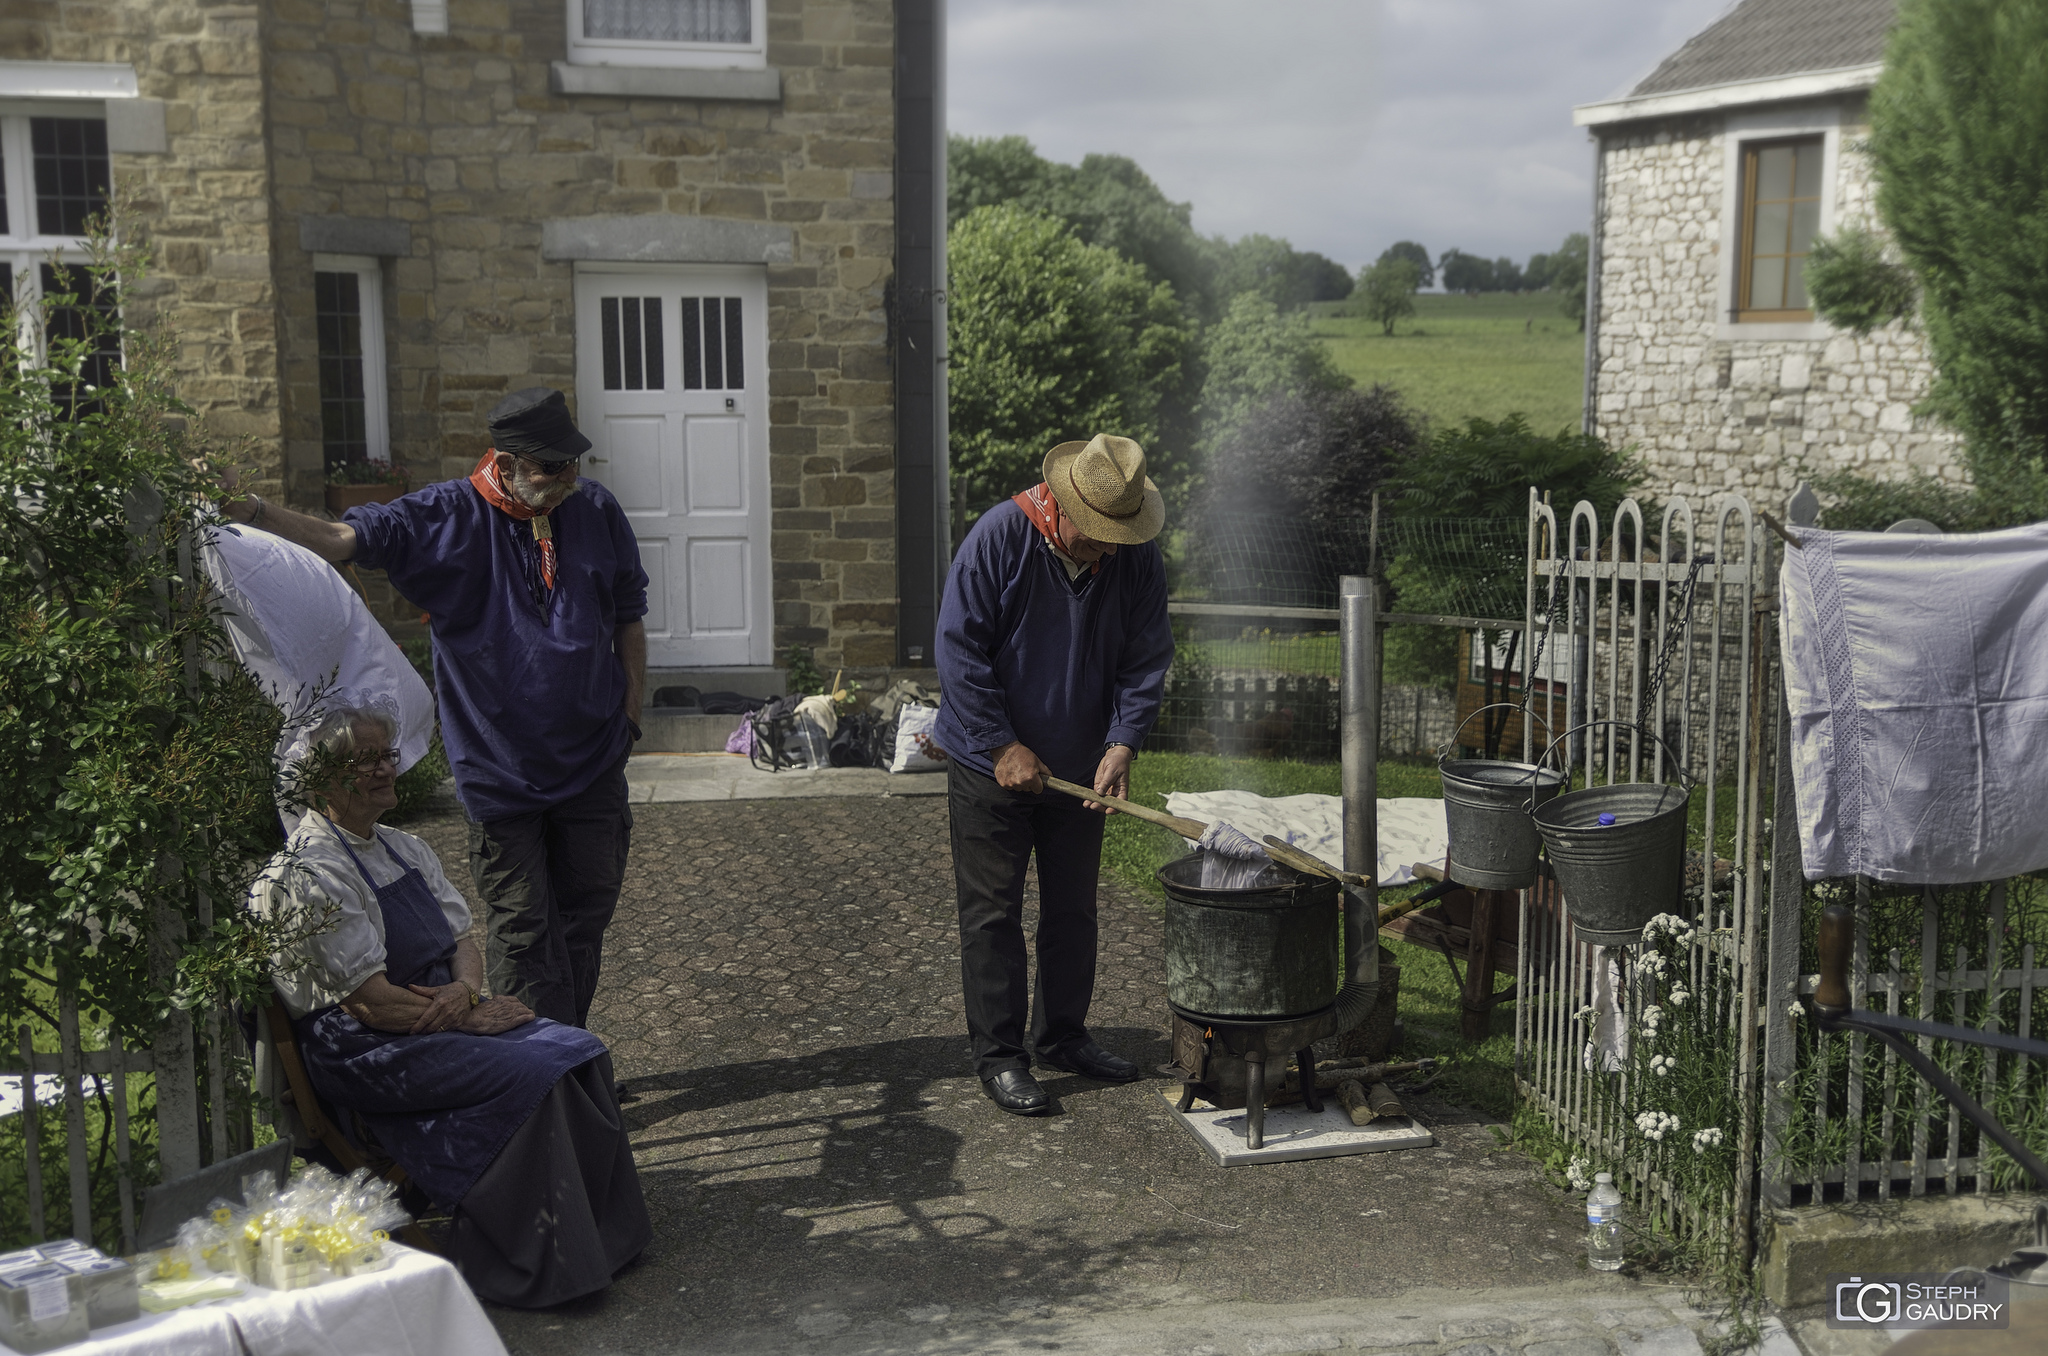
[{"left": 401, "top": 784, "right": 1764, "bottom": 1355}]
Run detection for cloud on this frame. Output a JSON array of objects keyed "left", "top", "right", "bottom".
[{"left": 948, "top": 0, "right": 1736, "bottom": 271}]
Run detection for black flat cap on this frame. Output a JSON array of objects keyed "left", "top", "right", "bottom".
[{"left": 488, "top": 387, "right": 592, "bottom": 461}]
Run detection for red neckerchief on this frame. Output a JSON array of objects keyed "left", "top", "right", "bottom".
[
  {"left": 1011, "top": 481, "right": 1099, "bottom": 575},
  {"left": 469, "top": 452, "right": 555, "bottom": 590}
]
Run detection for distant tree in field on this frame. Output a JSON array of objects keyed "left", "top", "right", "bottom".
[
  {"left": 1199, "top": 386, "right": 1422, "bottom": 523},
  {"left": 1438, "top": 248, "right": 1494, "bottom": 294},
  {"left": 947, "top": 205, "right": 1197, "bottom": 519},
  {"left": 1523, "top": 251, "right": 1556, "bottom": 290},
  {"left": 1549, "top": 232, "right": 1590, "bottom": 329},
  {"left": 1378, "top": 241, "right": 1435, "bottom": 290},
  {"left": 1492, "top": 257, "right": 1524, "bottom": 292},
  {"left": 1357, "top": 256, "right": 1422, "bottom": 335},
  {"left": 1297, "top": 251, "right": 1355, "bottom": 303},
  {"left": 1870, "top": 0, "right": 2048, "bottom": 468}
]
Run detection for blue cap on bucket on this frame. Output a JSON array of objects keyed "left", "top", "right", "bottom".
[{"left": 1596, "top": 812, "right": 1616, "bottom": 827}]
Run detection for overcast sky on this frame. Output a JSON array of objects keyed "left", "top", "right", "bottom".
[{"left": 947, "top": 0, "right": 1737, "bottom": 275}]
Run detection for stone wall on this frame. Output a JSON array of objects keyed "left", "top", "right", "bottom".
[
  {"left": 0, "top": 2, "right": 283, "bottom": 473},
  {"left": 262, "top": 0, "right": 899, "bottom": 666},
  {"left": 1592, "top": 103, "right": 1963, "bottom": 506}
]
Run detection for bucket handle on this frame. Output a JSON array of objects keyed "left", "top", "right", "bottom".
[
  {"left": 1533, "top": 721, "right": 1701, "bottom": 802},
  {"left": 1436, "top": 702, "right": 1557, "bottom": 763}
]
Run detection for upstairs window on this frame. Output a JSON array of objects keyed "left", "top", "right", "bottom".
[
  {"left": 1736, "top": 137, "right": 1822, "bottom": 323},
  {"left": 2, "top": 113, "right": 110, "bottom": 322},
  {"left": 567, "top": 0, "right": 767, "bottom": 69}
]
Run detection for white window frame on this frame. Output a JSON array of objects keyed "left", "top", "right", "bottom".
[
  {"left": 565, "top": 0, "right": 767, "bottom": 69},
  {"left": 0, "top": 107, "right": 104, "bottom": 358},
  {"left": 311, "top": 253, "right": 391, "bottom": 465},
  {"left": 1714, "top": 104, "right": 1842, "bottom": 343}
]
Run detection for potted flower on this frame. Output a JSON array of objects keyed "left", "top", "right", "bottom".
[{"left": 323, "top": 461, "right": 409, "bottom": 514}]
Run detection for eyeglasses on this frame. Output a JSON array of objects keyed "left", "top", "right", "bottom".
[
  {"left": 341, "top": 748, "right": 401, "bottom": 773},
  {"left": 516, "top": 453, "right": 581, "bottom": 477}
]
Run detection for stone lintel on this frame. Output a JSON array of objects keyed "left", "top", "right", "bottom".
[
  {"left": 548, "top": 62, "right": 782, "bottom": 103},
  {"left": 105, "top": 98, "right": 167, "bottom": 155},
  {"left": 542, "top": 215, "right": 794, "bottom": 265},
  {"left": 298, "top": 216, "right": 412, "bottom": 257}
]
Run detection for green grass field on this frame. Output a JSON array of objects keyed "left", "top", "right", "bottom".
[{"left": 1309, "top": 291, "right": 1586, "bottom": 436}]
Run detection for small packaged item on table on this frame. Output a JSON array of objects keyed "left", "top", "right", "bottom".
[
  {"left": 0, "top": 1263, "right": 88, "bottom": 1354},
  {"left": 49, "top": 1252, "right": 139, "bottom": 1329}
]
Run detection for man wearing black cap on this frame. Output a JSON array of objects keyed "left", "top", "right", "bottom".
[{"left": 218, "top": 388, "right": 648, "bottom": 1030}]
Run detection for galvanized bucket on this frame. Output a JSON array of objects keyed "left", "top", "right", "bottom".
[
  {"left": 1530, "top": 723, "right": 1693, "bottom": 947},
  {"left": 1438, "top": 704, "right": 1566, "bottom": 890},
  {"left": 1158, "top": 854, "right": 1341, "bottom": 1020}
]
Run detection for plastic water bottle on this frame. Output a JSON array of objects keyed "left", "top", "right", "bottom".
[{"left": 1586, "top": 1172, "right": 1624, "bottom": 1270}]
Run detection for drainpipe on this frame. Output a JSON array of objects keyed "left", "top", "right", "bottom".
[{"left": 1582, "top": 130, "right": 1605, "bottom": 437}]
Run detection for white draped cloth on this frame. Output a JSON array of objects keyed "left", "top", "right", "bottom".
[
  {"left": 1780, "top": 520, "right": 2048, "bottom": 883},
  {"left": 200, "top": 521, "right": 435, "bottom": 827},
  {"left": 1160, "top": 791, "right": 1448, "bottom": 886}
]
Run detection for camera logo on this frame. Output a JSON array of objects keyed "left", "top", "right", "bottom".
[
  {"left": 1835, "top": 1277, "right": 1900, "bottom": 1325},
  {"left": 1824, "top": 1273, "right": 2010, "bottom": 1331}
]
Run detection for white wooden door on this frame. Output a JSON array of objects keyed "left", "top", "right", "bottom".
[{"left": 573, "top": 265, "right": 771, "bottom": 667}]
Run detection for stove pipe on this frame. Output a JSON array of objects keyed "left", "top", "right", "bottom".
[{"left": 1333, "top": 575, "right": 1381, "bottom": 1028}]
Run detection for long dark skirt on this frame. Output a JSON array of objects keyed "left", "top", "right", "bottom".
[{"left": 447, "top": 1054, "right": 651, "bottom": 1307}]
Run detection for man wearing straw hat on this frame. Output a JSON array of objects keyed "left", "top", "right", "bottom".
[{"left": 934, "top": 434, "right": 1175, "bottom": 1116}]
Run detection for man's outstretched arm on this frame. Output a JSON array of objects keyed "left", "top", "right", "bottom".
[{"left": 211, "top": 466, "right": 358, "bottom": 563}]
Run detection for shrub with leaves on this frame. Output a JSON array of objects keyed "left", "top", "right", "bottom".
[
  {"left": 0, "top": 242, "right": 299, "bottom": 1044},
  {"left": 1804, "top": 226, "right": 1918, "bottom": 336}
]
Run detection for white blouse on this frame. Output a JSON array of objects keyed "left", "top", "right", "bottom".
[{"left": 249, "top": 817, "right": 473, "bottom": 1019}]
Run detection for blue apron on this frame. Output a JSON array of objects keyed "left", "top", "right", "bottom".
[{"left": 293, "top": 820, "right": 607, "bottom": 1207}]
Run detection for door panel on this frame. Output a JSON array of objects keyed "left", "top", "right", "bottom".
[{"left": 575, "top": 266, "right": 771, "bottom": 668}]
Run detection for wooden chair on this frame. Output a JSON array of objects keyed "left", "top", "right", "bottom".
[{"left": 263, "top": 999, "right": 440, "bottom": 1254}]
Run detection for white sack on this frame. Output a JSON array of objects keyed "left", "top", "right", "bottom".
[
  {"left": 889, "top": 704, "right": 946, "bottom": 774},
  {"left": 201, "top": 522, "right": 435, "bottom": 824},
  {"left": 1780, "top": 521, "right": 2048, "bottom": 883},
  {"left": 1160, "top": 790, "right": 1448, "bottom": 887}
]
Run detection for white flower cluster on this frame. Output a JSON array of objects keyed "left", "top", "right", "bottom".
[
  {"left": 1634, "top": 950, "right": 1670, "bottom": 979},
  {"left": 1640, "top": 1005, "right": 1665, "bottom": 1036},
  {"left": 1649, "top": 1053, "right": 1676, "bottom": 1077},
  {"left": 1635, "top": 1109, "right": 1680, "bottom": 1142},
  {"left": 1787, "top": 1000, "right": 1804, "bottom": 1021},
  {"left": 1667, "top": 985, "right": 1692, "bottom": 1009},
  {"left": 1642, "top": 913, "right": 1694, "bottom": 942},
  {"left": 1575, "top": 1005, "right": 1599, "bottom": 1024},
  {"left": 1693, "top": 1126, "right": 1725, "bottom": 1155},
  {"left": 1566, "top": 1156, "right": 1592, "bottom": 1193}
]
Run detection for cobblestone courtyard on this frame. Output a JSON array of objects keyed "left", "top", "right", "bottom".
[{"left": 405, "top": 793, "right": 1709, "bottom": 1355}]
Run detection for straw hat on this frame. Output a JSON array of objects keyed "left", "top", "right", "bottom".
[{"left": 1042, "top": 434, "right": 1165, "bottom": 545}]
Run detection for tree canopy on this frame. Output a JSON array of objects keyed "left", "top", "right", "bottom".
[
  {"left": 1870, "top": 0, "right": 2048, "bottom": 468},
  {"left": 1377, "top": 241, "right": 1434, "bottom": 290},
  {"left": 1194, "top": 293, "right": 1352, "bottom": 443},
  {"left": 946, "top": 204, "right": 1197, "bottom": 519},
  {"left": 1357, "top": 256, "right": 1421, "bottom": 335}
]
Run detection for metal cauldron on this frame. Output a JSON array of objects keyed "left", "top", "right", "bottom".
[{"left": 1158, "top": 853, "right": 1340, "bottom": 1020}]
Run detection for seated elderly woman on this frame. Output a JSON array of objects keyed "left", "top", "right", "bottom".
[{"left": 250, "top": 706, "right": 650, "bottom": 1307}]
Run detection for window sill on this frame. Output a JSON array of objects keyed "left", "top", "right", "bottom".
[
  {"left": 1715, "top": 318, "right": 1834, "bottom": 343},
  {"left": 549, "top": 62, "right": 781, "bottom": 102}
]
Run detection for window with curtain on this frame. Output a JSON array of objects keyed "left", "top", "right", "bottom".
[
  {"left": 1737, "top": 137, "right": 1823, "bottom": 322},
  {"left": 567, "top": 0, "right": 766, "bottom": 68}
]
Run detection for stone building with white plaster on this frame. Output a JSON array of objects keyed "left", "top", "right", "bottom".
[
  {"left": 0, "top": 0, "right": 949, "bottom": 681},
  {"left": 1573, "top": 0, "right": 1958, "bottom": 504}
]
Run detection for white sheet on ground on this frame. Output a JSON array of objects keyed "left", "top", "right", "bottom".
[{"left": 1160, "top": 791, "right": 1447, "bottom": 886}]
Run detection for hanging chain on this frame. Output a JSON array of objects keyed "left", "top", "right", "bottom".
[
  {"left": 1639, "top": 554, "right": 1707, "bottom": 734},
  {"left": 1520, "top": 541, "right": 1572, "bottom": 718}
]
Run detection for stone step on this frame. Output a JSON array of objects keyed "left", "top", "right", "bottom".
[{"left": 638, "top": 710, "right": 742, "bottom": 753}]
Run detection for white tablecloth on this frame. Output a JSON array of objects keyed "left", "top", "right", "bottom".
[{"left": 75, "top": 1247, "right": 507, "bottom": 1356}]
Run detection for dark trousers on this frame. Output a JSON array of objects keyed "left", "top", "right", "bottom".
[
  {"left": 948, "top": 758, "right": 1106, "bottom": 1080},
  {"left": 467, "top": 758, "right": 632, "bottom": 1028}
]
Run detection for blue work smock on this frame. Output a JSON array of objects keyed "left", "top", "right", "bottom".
[
  {"left": 933, "top": 500, "right": 1173, "bottom": 784},
  {"left": 346, "top": 478, "right": 649, "bottom": 821}
]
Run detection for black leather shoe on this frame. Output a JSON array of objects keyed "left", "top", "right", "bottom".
[
  {"left": 1036, "top": 1039, "right": 1141, "bottom": 1083},
  {"left": 981, "top": 1068, "right": 1052, "bottom": 1115}
]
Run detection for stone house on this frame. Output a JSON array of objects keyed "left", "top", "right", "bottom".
[
  {"left": 0, "top": 0, "right": 948, "bottom": 693},
  {"left": 1572, "top": 0, "right": 1959, "bottom": 504}
]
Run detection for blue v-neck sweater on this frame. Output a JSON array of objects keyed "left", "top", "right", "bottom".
[{"left": 934, "top": 501, "right": 1173, "bottom": 783}]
